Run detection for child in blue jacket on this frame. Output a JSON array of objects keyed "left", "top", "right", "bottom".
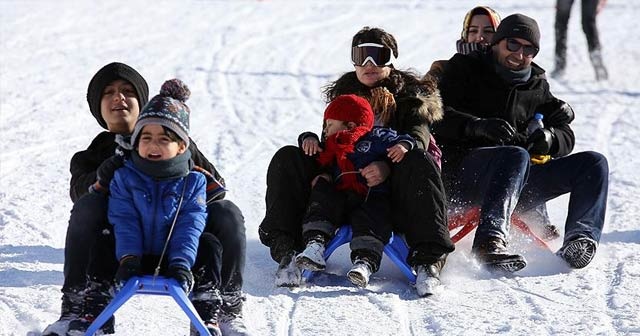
[
  {"left": 108, "top": 79, "right": 223, "bottom": 336},
  {"left": 292, "top": 94, "right": 416, "bottom": 288}
]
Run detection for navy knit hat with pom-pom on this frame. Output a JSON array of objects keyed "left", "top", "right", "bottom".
[{"left": 131, "top": 78, "right": 191, "bottom": 147}]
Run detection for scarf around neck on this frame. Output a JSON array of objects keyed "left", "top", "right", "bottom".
[
  {"left": 131, "top": 150, "right": 192, "bottom": 180},
  {"left": 493, "top": 57, "right": 532, "bottom": 84},
  {"left": 317, "top": 125, "right": 370, "bottom": 195}
]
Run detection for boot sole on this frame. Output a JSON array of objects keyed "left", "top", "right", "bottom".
[
  {"left": 485, "top": 258, "right": 527, "bottom": 273},
  {"left": 295, "top": 255, "right": 326, "bottom": 271},
  {"left": 347, "top": 270, "right": 369, "bottom": 288}
]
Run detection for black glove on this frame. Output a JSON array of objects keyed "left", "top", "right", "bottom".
[
  {"left": 115, "top": 255, "right": 142, "bottom": 284},
  {"left": 167, "top": 264, "right": 194, "bottom": 294},
  {"left": 526, "top": 128, "right": 555, "bottom": 155},
  {"left": 544, "top": 102, "right": 575, "bottom": 126},
  {"left": 464, "top": 118, "right": 516, "bottom": 144},
  {"left": 96, "top": 154, "right": 125, "bottom": 189}
]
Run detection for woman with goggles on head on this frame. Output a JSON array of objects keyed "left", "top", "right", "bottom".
[{"left": 258, "top": 26, "right": 454, "bottom": 297}]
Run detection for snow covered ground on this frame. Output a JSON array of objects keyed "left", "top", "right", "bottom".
[{"left": 1, "top": 0, "right": 639, "bottom": 335}]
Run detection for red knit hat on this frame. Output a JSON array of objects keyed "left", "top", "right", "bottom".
[{"left": 324, "top": 94, "right": 374, "bottom": 129}]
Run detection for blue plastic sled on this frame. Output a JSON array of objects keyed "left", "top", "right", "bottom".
[
  {"left": 84, "top": 276, "right": 210, "bottom": 336},
  {"left": 301, "top": 225, "right": 417, "bottom": 283}
]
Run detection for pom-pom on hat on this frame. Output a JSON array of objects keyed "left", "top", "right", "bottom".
[
  {"left": 491, "top": 13, "right": 540, "bottom": 50},
  {"left": 131, "top": 79, "right": 191, "bottom": 147},
  {"left": 324, "top": 94, "right": 374, "bottom": 129},
  {"left": 86, "top": 62, "right": 149, "bottom": 129}
]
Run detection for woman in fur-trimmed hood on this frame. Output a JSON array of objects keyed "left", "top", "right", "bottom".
[
  {"left": 259, "top": 26, "right": 454, "bottom": 297},
  {"left": 323, "top": 69, "right": 443, "bottom": 151}
]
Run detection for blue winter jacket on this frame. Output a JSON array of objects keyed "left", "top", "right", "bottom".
[
  {"left": 344, "top": 126, "right": 416, "bottom": 193},
  {"left": 108, "top": 160, "right": 207, "bottom": 270}
]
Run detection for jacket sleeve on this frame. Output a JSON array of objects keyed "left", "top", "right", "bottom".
[
  {"left": 108, "top": 169, "right": 143, "bottom": 261},
  {"left": 298, "top": 132, "right": 320, "bottom": 147},
  {"left": 69, "top": 132, "right": 115, "bottom": 203},
  {"left": 168, "top": 173, "right": 208, "bottom": 269},
  {"left": 536, "top": 95, "right": 575, "bottom": 157},
  {"left": 394, "top": 95, "right": 437, "bottom": 150},
  {"left": 432, "top": 55, "right": 478, "bottom": 141},
  {"left": 189, "top": 139, "right": 226, "bottom": 200},
  {"left": 69, "top": 150, "right": 99, "bottom": 203}
]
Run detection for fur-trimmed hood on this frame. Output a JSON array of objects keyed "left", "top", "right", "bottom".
[{"left": 324, "top": 69, "right": 443, "bottom": 124}]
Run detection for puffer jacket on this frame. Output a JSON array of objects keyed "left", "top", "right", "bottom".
[{"left": 108, "top": 160, "right": 207, "bottom": 269}]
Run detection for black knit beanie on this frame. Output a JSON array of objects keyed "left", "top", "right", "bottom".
[
  {"left": 491, "top": 14, "right": 540, "bottom": 50},
  {"left": 86, "top": 62, "right": 149, "bottom": 130}
]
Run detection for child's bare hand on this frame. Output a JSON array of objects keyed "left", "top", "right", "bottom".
[
  {"left": 302, "top": 137, "right": 322, "bottom": 156},
  {"left": 387, "top": 143, "right": 408, "bottom": 163},
  {"left": 311, "top": 173, "right": 331, "bottom": 187}
]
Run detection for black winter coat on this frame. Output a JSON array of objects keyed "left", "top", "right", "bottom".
[
  {"left": 433, "top": 51, "right": 575, "bottom": 174},
  {"left": 69, "top": 131, "right": 225, "bottom": 203}
]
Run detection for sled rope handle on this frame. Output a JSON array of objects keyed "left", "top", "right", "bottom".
[{"left": 153, "top": 175, "right": 189, "bottom": 280}]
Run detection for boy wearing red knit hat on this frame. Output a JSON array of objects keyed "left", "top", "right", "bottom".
[{"left": 291, "top": 94, "right": 416, "bottom": 288}]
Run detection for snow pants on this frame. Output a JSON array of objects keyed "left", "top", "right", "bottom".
[{"left": 258, "top": 145, "right": 454, "bottom": 267}]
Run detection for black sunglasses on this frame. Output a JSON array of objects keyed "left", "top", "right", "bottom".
[{"left": 505, "top": 38, "right": 538, "bottom": 57}]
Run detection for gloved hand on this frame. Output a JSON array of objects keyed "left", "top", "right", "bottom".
[
  {"left": 544, "top": 102, "right": 575, "bottom": 126},
  {"left": 464, "top": 118, "right": 516, "bottom": 144},
  {"left": 526, "top": 128, "right": 555, "bottom": 155},
  {"left": 167, "top": 264, "right": 194, "bottom": 294},
  {"left": 115, "top": 255, "right": 142, "bottom": 285},
  {"left": 96, "top": 154, "right": 125, "bottom": 189}
]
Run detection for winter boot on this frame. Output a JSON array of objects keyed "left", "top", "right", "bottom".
[
  {"left": 274, "top": 251, "right": 301, "bottom": 287},
  {"left": 472, "top": 237, "right": 527, "bottom": 273},
  {"left": 414, "top": 258, "right": 445, "bottom": 297},
  {"left": 190, "top": 286, "right": 223, "bottom": 336},
  {"left": 589, "top": 50, "right": 608, "bottom": 81},
  {"left": 219, "top": 292, "right": 251, "bottom": 336},
  {"left": 66, "top": 279, "right": 115, "bottom": 335},
  {"left": 347, "top": 258, "right": 374, "bottom": 288},
  {"left": 41, "top": 287, "right": 84, "bottom": 336},
  {"left": 550, "top": 56, "right": 566, "bottom": 79},
  {"left": 558, "top": 237, "right": 597, "bottom": 269},
  {"left": 295, "top": 235, "right": 326, "bottom": 271}
]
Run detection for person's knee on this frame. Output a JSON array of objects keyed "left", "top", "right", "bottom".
[
  {"left": 582, "top": 151, "right": 609, "bottom": 175},
  {"left": 272, "top": 145, "right": 303, "bottom": 165},
  {"left": 206, "top": 200, "right": 245, "bottom": 236},
  {"left": 497, "top": 146, "right": 530, "bottom": 169},
  {"left": 68, "top": 193, "right": 108, "bottom": 236}
]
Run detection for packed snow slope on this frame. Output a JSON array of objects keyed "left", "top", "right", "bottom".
[{"left": 1, "top": 1, "right": 639, "bottom": 335}]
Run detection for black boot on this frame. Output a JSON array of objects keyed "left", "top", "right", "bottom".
[
  {"left": 41, "top": 287, "right": 85, "bottom": 335},
  {"left": 472, "top": 237, "right": 526, "bottom": 273},
  {"left": 589, "top": 50, "right": 608, "bottom": 81},
  {"left": 191, "top": 284, "right": 223, "bottom": 336},
  {"left": 66, "top": 279, "right": 115, "bottom": 335}
]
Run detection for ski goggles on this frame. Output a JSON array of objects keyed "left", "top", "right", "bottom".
[
  {"left": 351, "top": 43, "right": 395, "bottom": 67},
  {"left": 505, "top": 38, "right": 539, "bottom": 57}
]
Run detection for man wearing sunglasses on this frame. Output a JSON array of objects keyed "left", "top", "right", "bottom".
[{"left": 434, "top": 14, "right": 609, "bottom": 273}]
